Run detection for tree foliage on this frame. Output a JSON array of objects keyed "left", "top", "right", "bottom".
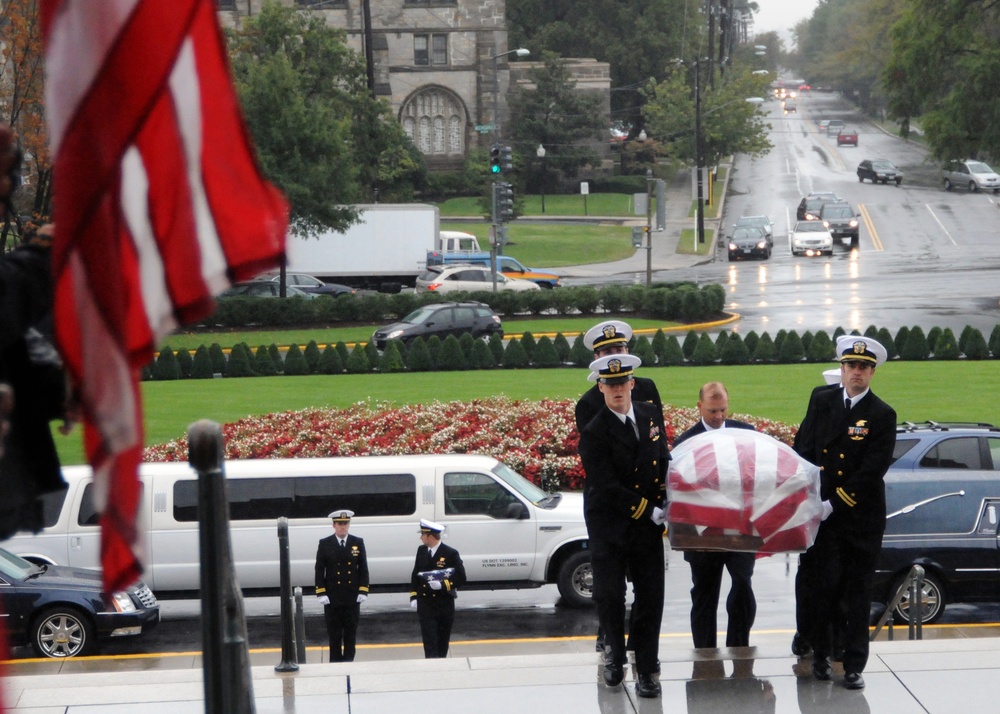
[{"left": 226, "top": 2, "right": 422, "bottom": 237}]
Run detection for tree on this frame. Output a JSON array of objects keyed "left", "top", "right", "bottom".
[
  {"left": 884, "top": 0, "right": 1000, "bottom": 160},
  {"left": 226, "top": 2, "right": 422, "bottom": 237},
  {"left": 0, "top": 0, "right": 51, "bottom": 244},
  {"left": 642, "top": 66, "right": 772, "bottom": 168},
  {"left": 507, "top": 52, "right": 607, "bottom": 192}
]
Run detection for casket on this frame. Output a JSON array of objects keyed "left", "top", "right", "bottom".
[{"left": 666, "top": 429, "right": 822, "bottom": 554}]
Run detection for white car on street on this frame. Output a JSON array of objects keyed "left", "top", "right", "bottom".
[
  {"left": 415, "top": 264, "right": 541, "bottom": 293},
  {"left": 790, "top": 220, "right": 833, "bottom": 257}
]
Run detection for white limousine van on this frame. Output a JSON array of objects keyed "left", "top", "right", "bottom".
[{"left": 7, "top": 454, "right": 593, "bottom": 607}]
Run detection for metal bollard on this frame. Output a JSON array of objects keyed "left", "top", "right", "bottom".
[
  {"left": 912, "top": 565, "right": 924, "bottom": 640},
  {"left": 294, "top": 587, "right": 306, "bottom": 664},
  {"left": 275, "top": 517, "right": 299, "bottom": 672},
  {"left": 189, "top": 419, "right": 256, "bottom": 714}
]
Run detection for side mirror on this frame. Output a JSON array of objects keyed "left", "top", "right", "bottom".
[{"left": 506, "top": 502, "right": 529, "bottom": 520}]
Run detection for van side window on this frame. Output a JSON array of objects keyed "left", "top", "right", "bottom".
[
  {"left": 172, "top": 473, "right": 416, "bottom": 522},
  {"left": 37, "top": 488, "right": 69, "bottom": 528},
  {"left": 892, "top": 438, "right": 919, "bottom": 464},
  {"left": 918, "top": 437, "right": 981, "bottom": 470},
  {"left": 444, "top": 472, "right": 517, "bottom": 518},
  {"left": 78, "top": 483, "right": 144, "bottom": 527}
]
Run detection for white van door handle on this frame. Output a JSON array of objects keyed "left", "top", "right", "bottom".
[{"left": 70, "top": 536, "right": 82, "bottom": 551}]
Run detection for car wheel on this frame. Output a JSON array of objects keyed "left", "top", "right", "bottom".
[
  {"left": 891, "top": 571, "right": 946, "bottom": 625},
  {"left": 943, "top": 178, "right": 953, "bottom": 191},
  {"left": 858, "top": 174, "right": 864, "bottom": 182},
  {"left": 896, "top": 179, "right": 903, "bottom": 186},
  {"left": 970, "top": 181, "right": 979, "bottom": 192},
  {"left": 30, "top": 607, "right": 95, "bottom": 658},
  {"left": 556, "top": 550, "right": 593, "bottom": 608}
]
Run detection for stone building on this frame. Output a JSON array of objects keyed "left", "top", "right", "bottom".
[{"left": 216, "top": 0, "right": 520, "bottom": 171}]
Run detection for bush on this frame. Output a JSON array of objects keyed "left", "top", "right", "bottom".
[
  {"left": 661, "top": 335, "right": 685, "bottom": 366},
  {"left": 877, "top": 328, "right": 897, "bottom": 360},
  {"left": 743, "top": 330, "right": 759, "bottom": 358},
  {"left": 773, "top": 329, "right": 788, "bottom": 357},
  {"left": 303, "top": 340, "right": 322, "bottom": 373},
  {"left": 319, "top": 344, "right": 344, "bottom": 374},
  {"left": 894, "top": 326, "right": 910, "bottom": 356},
  {"left": 682, "top": 330, "right": 700, "bottom": 360},
  {"left": 176, "top": 348, "right": 193, "bottom": 378},
  {"left": 388, "top": 292, "right": 420, "bottom": 320},
  {"left": 209, "top": 343, "right": 227, "bottom": 374},
  {"left": 426, "top": 335, "right": 443, "bottom": 368},
  {"left": 406, "top": 337, "right": 433, "bottom": 372},
  {"left": 573, "top": 286, "right": 600, "bottom": 315},
  {"left": 153, "top": 346, "right": 181, "bottom": 380},
  {"left": 335, "top": 342, "right": 350, "bottom": 366},
  {"left": 459, "top": 332, "right": 476, "bottom": 363},
  {"left": 191, "top": 345, "right": 214, "bottom": 379},
  {"left": 379, "top": 340, "right": 406, "bottom": 372},
  {"left": 631, "top": 336, "right": 655, "bottom": 367},
  {"left": 753, "top": 333, "right": 776, "bottom": 363},
  {"left": 471, "top": 339, "right": 496, "bottom": 369},
  {"left": 800, "top": 330, "right": 813, "bottom": 354},
  {"left": 690, "top": 333, "right": 717, "bottom": 365},
  {"left": 933, "top": 328, "right": 961, "bottom": 360},
  {"left": 990, "top": 325, "right": 1000, "bottom": 357},
  {"left": 719, "top": 333, "right": 751, "bottom": 365},
  {"left": 570, "top": 334, "right": 592, "bottom": 367},
  {"left": 963, "top": 328, "right": 989, "bottom": 360},
  {"left": 651, "top": 330, "right": 667, "bottom": 366},
  {"left": 364, "top": 341, "right": 380, "bottom": 371},
  {"left": 521, "top": 289, "right": 554, "bottom": 316},
  {"left": 714, "top": 331, "right": 729, "bottom": 356},
  {"left": 283, "top": 343, "right": 309, "bottom": 375},
  {"left": 502, "top": 338, "right": 529, "bottom": 368},
  {"left": 901, "top": 326, "right": 930, "bottom": 360},
  {"left": 345, "top": 344, "right": 370, "bottom": 374},
  {"left": 807, "top": 331, "right": 835, "bottom": 363},
  {"left": 778, "top": 331, "right": 805, "bottom": 363},
  {"left": 532, "top": 336, "right": 560, "bottom": 367},
  {"left": 269, "top": 344, "right": 283, "bottom": 372},
  {"left": 680, "top": 289, "right": 705, "bottom": 323},
  {"left": 254, "top": 344, "right": 279, "bottom": 376},
  {"left": 599, "top": 285, "right": 628, "bottom": 313},
  {"left": 519, "top": 331, "right": 537, "bottom": 361},
  {"left": 225, "top": 343, "right": 254, "bottom": 377},
  {"left": 438, "top": 335, "right": 468, "bottom": 370},
  {"left": 553, "top": 333, "right": 571, "bottom": 362},
  {"left": 551, "top": 289, "right": 578, "bottom": 316},
  {"left": 926, "top": 326, "right": 943, "bottom": 354}
]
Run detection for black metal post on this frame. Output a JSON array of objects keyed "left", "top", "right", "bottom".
[
  {"left": 190, "top": 419, "right": 256, "bottom": 714},
  {"left": 275, "top": 517, "right": 298, "bottom": 671},
  {"left": 695, "top": 58, "right": 706, "bottom": 245},
  {"left": 294, "top": 587, "right": 307, "bottom": 664}
]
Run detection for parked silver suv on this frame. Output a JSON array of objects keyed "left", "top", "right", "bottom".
[{"left": 942, "top": 160, "right": 1000, "bottom": 193}]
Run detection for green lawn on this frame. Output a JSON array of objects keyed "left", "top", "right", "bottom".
[
  {"left": 438, "top": 193, "right": 641, "bottom": 218},
  {"left": 442, "top": 221, "right": 634, "bottom": 268},
  {"left": 54, "top": 361, "right": 1000, "bottom": 466}
]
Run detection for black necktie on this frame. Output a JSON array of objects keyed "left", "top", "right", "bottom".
[
  {"left": 626, "top": 416, "right": 638, "bottom": 441},
  {"left": 340, "top": 539, "right": 346, "bottom": 548},
  {"left": 428, "top": 548, "right": 434, "bottom": 559},
  {"left": 845, "top": 397, "right": 852, "bottom": 412}
]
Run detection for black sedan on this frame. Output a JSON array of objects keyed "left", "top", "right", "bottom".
[
  {"left": 857, "top": 159, "right": 903, "bottom": 185},
  {"left": 264, "top": 273, "right": 356, "bottom": 298},
  {"left": 371, "top": 301, "right": 502, "bottom": 350},
  {"left": 0, "top": 547, "right": 159, "bottom": 658},
  {"left": 727, "top": 226, "right": 771, "bottom": 261}
]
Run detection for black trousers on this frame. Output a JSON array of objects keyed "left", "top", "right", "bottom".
[
  {"left": 324, "top": 602, "right": 360, "bottom": 662},
  {"left": 591, "top": 522, "right": 664, "bottom": 674},
  {"left": 796, "top": 524, "right": 879, "bottom": 674},
  {"left": 417, "top": 597, "right": 456, "bottom": 658},
  {"left": 685, "top": 550, "right": 757, "bottom": 648}
]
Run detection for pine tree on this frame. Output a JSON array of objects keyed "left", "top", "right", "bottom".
[
  {"left": 570, "top": 334, "right": 592, "bottom": 366},
  {"left": 335, "top": 341, "right": 350, "bottom": 366},
  {"left": 682, "top": 330, "right": 700, "bottom": 360},
  {"left": 488, "top": 333, "right": 505, "bottom": 364},
  {"left": 651, "top": 330, "right": 667, "bottom": 366},
  {"left": 425, "top": 335, "right": 443, "bottom": 369},
  {"left": 254, "top": 344, "right": 278, "bottom": 376},
  {"left": 807, "top": 331, "right": 835, "bottom": 363},
  {"left": 662, "top": 335, "right": 685, "bottom": 366},
  {"left": 690, "top": 333, "right": 717, "bottom": 365},
  {"left": 963, "top": 328, "right": 989, "bottom": 360},
  {"left": 933, "top": 328, "right": 961, "bottom": 360},
  {"left": 901, "top": 326, "right": 930, "bottom": 361},
  {"left": 553, "top": 333, "right": 572, "bottom": 363},
  {"left": 773, "top": 329, "right": 788, "bottom": 357},
  {"left": 519, "top": 332, "right": 537, "bottom": 361},
  {"left": 631, "top": 336, "right": 655, "bottom": 367},
  {"left": 877, "top": 328, "right": 897, "bottom": 360},
  {"left": 459, "top": 332, "right": 476, "bottom": 364},
  {"left": 753, "top": 333, "right": 776, "bottom": 363},
  {"left": 743, "top": 330, "right": 759, "bottom": 358},
  {"left": 437, "top": 335, "right": 468, "bottom": 371},
  {"left": 778, "top": 331, "right": 805, "bottom": 363},
  {"left": 471, "top": 338, "right": 496, "bottom": 369},
  {"left": 502, "top": 338, "right": 529, "bottom": 368},
  {"left": 364, "top": 341, "right": 380, "bottom": 371},
  {"left": 714, "top": 331, "right": 729, "bottom": 357},
  {"left": 303, "top": 340, "right": 322, "bottom": 373},
  {"left": 926, "top": 326, "right": 942, "bottom": 354},
  {"left": 406, "top": 337, "right": 433, "bottom": 372},
  {"left": 224, "top": 343, "right": 254, "bottom": 377},
  {"left": 209, "top": 343, "right": 227, "bottom": 375},
  {"left": 894, "top": 326, "right": 911, "bottom": 356},
  {"left": 719, "top": 333, "right": 750, "bottom": 365},
  {"left": 799, "top": 330, "right": 813, "bottom": 354},
  {"left": 269, "top": 344, "right": 283, "bottom": 373},
  {"left": 990, "top": 325, "right": 1000, "bottom": 358},
  {"left": 175, "top": 348, "right": 193, "bottom": 378}
]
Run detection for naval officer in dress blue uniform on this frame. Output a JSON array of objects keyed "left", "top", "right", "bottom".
[
  {"left": 410, "top": 518, "right": 466, "bottom": 658},
  {"left": 315, "top": 509, "right": 369, "bottom": 662},
  {"left": 578, "top": 354, "right": 668, "bottom": 698}
]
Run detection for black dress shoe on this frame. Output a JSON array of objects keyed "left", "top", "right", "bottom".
[
  {"left": 844, "top": 672, "right": 865, "bottom": 690},
  {"left": 791, "top": 632, "right": 812, "bottom": 657},
  {"left": 652, "top": 659, "right": 661, "bottom": 674},
  {"left": 812, "top": 657, "right": 832, "bottom": 681},
  {"left": 603, "top": 663, "right": 624, "bottom": 687},
  {"left": 635, "top": 673, "right": 661, "bottom": 698}
]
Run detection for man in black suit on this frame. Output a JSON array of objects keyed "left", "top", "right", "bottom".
[
  {"left": 793, "top": 336, "right": 896, "bottom": 691},
  {"left": 574, "top": 320, "right": 662, "bottom": 654},
  {"left": 315, "top": 509, "right": 370, "bottom": 662},
  {"left": 410, "top": 518, "right": 466, "bottom": 658},
  {"left": 673, "top": 382, "right": 757, "bottom": 649},
  {"left": 579, "top": 354, "right": 669, "bottom": 698}
]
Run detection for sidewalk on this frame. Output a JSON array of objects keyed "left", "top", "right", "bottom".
[{"left": 5, "top": 631, "right": 1000, "bottom": 712}]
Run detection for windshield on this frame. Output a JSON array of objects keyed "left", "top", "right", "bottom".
[
  {"left": 0, "top": 548, "right": 37, "bottom": 579},
  {"left": 492, "top": 462, "right": 551, "bottom": 503},
  {"left": 872, "top": 161, "right": 894, "bottom": 170},
  {"left": 733, "top": 228, "right": 761, "bottom": 240},
  {"left": 402, "top": 306, "right": 442, "bottom": 325},
  {"left": 797, "top": 222, "right": 828, "bottom": 232},
  {"left": 825, "top": 207, "right": 853, "bottom": 218},
  {"left": 968, "top": 161, "right": 994, "bottom": 174}
]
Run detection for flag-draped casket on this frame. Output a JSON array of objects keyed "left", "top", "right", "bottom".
[{"left": 667, "top": 429, "right": 823, "bottom": 554}]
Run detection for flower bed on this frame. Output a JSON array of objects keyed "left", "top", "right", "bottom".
[{"left": 142, "top": 397, "right": 797, "bottom": 492}]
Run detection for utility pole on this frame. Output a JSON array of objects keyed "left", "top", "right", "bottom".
[{"left": 695, "top": 58, "right": 706, "bottom": 246}]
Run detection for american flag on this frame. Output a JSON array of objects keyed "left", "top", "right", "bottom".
[
  {"left": 667, "top": 429, "right": 823, "bottom": 554},
  {"left": 41, "top": 0, "right": 288, "bottom": 593}
]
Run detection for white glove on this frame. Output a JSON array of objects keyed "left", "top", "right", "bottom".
[
  {"left": 317, "top": 595, "right": 330, "bottom": 605},
  {"left": 356, "top": 594, "right": 367, "bottom": 604},
  {"left": 821, "top": 500, "right": 834, "bottom": 521},
  {"left": 650, "top": 507, "right": 666, "bottom": 525},
  {"left": 428, "top": 579, "right": 443, "bottom": 590},
  {"left": 410, "top": 599, "right": 418, "bottom": 609}
]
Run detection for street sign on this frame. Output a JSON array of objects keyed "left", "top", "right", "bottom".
[{"left": 475, "top": 124, "right": 494, "bottom": 133}]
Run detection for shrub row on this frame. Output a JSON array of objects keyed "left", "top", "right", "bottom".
[
  {"left": 144, "top": 323, "right": 1000, "bottom": 380},
  {"left": 203, "top": 282, "right": 727, "bottom": 328}
]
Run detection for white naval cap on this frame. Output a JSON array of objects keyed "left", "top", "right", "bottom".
[
  {"left": 583, "top": 320, "right": 632, "bottom": 351},
  {"left": 836, "top": 335, "right": 887, "bottom": 366},
  {"left": 822, "top": 368, "right": 842, "bottom": 385},
  {"left": 587, "top": 354, "right": 641, "bottom": 383},
  {"left": 419, "top": 518, "right": 445, "bottom": 535}
]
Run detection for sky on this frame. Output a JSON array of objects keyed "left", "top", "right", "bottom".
[{"left": 751, "top": 0, "right": 821, "bottom": 45}]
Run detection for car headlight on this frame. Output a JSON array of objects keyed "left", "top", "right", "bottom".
[
  {"left": 849, "top": 219, "right": 858, "bottom": 227},
  {"left": 728, "top": 242, "right": 737, "bottom": 250},
  {"left": 757, "top": 241, "right": 767, "bottom": 249},
  {"left": 822, "top": 220, "right": 830, "bottom": 228},
  {"left": 386, "top": 329, "right": 404, "bottom": 340},
  {"left": 111, "top": 591, "right": 137, "bottom": 613}
]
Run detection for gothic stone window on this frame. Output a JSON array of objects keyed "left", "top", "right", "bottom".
[
  {"left": 414, "top": 34, "right": 448, "bottom": 66},
  {"left": 401, "top": 89, "right": 466, "bottom": 157}
]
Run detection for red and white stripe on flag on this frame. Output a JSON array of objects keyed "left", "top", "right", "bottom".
[
  {"left": 41, "top": 0, "right": 288, "bottom": 593},
  {"left": 667, "top": 429, "right": 823, "bottom": 554}
]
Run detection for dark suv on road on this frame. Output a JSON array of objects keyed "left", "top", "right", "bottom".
[
  {"left": 874, "top": 422, "right": 1000, "bottom": 624},
  {"left": 819, "top": 201, "right": 860, "bottom": 247},
  {"left": 371, "top": 301, "right": 502, "bottom": 350}
]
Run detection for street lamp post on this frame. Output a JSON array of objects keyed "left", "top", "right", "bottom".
[
  {"left": 695, "top": 58, "right": 706, "bottom": 245},
  {"left": 490, "top": 47, "right": 529, "bottom": 292},
  {"left": 536, "top": 144, "right": 546, "bottom": 213}
]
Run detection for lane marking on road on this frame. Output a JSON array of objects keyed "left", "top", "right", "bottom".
[
  {"left": 857, "top": 204, "right": 883, "bottom": 252},
  {"left": 925, "top": 203, "right": 959, "bottom": 246}
]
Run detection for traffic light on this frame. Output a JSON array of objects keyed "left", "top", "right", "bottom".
[
  {"left": 497, "top": 182, "right": 515, "bottom": 221},
  {"left": 500, "top": 145, "right": 513, "bottom": 172},
  {"left": 490, "top": 145, "right": 502, "bottom": 174}
]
